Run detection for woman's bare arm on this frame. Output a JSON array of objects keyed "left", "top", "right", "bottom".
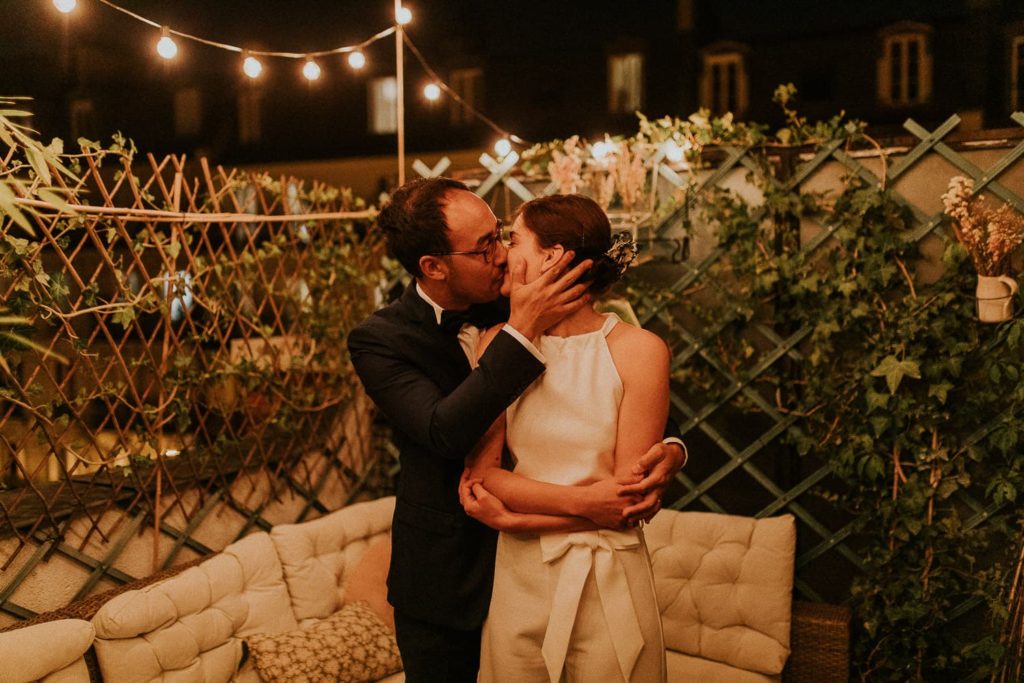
[
  {"left": 462, "top": 326, "right": 639, "bottom": 529},
  {"left": 607, "top": 324, "right": 671, "bottom": 480},
  {"left": 461, "top": 408, "right": 600, "bottom": 532}
]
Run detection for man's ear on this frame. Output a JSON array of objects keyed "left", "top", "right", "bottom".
[
  {"left": 540, "top": 244, "right": 565, "bottom": 273},
  {"left": 419, "top": 255, "right": 448, "bottom": 281}
]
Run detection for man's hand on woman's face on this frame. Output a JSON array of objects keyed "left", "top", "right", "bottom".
[{"left": 506, "top": 250, "right": 592, "bottom": 340}]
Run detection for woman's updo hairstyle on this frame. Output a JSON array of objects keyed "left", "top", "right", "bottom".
[{"left": 514, "top": 194, "right": 625, "bottom": 295}]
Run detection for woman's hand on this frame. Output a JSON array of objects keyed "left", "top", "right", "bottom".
[
  {"left": 465, "top": 483, "right": 515, "bottom": 531},
  {"left": 579, "top": 478, "right": 642, "bottom": 529},
  {"left": 460, "top": 468, "right": 512, "bottom": 530}
]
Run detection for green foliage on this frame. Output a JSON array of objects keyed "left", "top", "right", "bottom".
[
  {"left": 624, "top": 94, "right": 1024, "bottom": 680},
  {"left": 0, "top": 106, "right": 386, "bottom": 494}
]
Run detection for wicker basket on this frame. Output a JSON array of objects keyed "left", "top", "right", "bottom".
[{"left": 783, "top": 600, "right": 851, "bottom": 683}]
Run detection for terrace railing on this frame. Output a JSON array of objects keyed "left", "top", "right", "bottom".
[{"left": 0, "top": 144, "right": 386, "bottom": 623}]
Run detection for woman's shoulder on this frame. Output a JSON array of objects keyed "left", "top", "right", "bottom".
[
  {"left": 606, "top": 320, "right": 669, "bottom": 373},
  {"left": 607, "top": 319, "right": 668, "bottom": 354}
]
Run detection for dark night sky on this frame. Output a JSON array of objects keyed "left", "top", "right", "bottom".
[
  {"left": 0, "top": 0, "right": 1015, "bottom": 162},
  {"left": 2, "top": 1, "right": 978, "bottom": 69}
]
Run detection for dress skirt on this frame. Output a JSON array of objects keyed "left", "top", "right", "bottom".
[{"left": 479, "top": 528, "right": 666, "bottom": 683}]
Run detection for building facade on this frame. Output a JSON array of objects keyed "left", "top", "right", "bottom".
[{"left": 2, "top": 0, "right": 1022, "bottom": 167}]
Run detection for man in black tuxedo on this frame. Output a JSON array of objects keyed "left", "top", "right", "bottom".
[{"left": 348, "top": 178, "right": 685, "bottom": 682}]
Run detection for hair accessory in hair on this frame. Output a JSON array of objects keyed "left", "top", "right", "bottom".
[{"left": 606, "top": 232, "right": 639, "bottom": 275}]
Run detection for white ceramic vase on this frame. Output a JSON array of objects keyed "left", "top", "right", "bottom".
[{"left": 976, "top": 275, "right": 1019, "bottom": 323}]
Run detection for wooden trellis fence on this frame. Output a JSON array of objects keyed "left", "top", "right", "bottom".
[
  {"left": 0, "top": 147, "right": 387, "bottom": 624},
  {"left": 2, "top": 113, "right": 1021, "bottom": 661},
  {"left": 413, "top": 113, "right": 1024, "bottom": 621}
]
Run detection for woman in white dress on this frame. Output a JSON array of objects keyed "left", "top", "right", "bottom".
[{"left": 459, "top": 194, "right": 669, "bottom": 683}]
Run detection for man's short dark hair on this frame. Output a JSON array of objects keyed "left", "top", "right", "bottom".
[{"left": 376, "top": 177, "right": 469, "bottom": 277}]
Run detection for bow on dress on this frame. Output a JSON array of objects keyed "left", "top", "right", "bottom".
[{"left": 538, "top": 529, "right": 646, "bottom": 683}]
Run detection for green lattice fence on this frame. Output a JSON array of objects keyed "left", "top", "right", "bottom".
[{"left": 413, "top": 114, "right": 1024, "bottom": 678}]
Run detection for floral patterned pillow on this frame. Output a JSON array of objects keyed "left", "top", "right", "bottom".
[{"left": 247, "top": 601, "right": 402, "bottom": 683}]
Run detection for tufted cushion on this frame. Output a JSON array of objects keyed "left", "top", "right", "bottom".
[
  {"left": 91, "top": 532, "right": 297, "bottom": 682},
  {"left": 0, "top": 618, "right": 94, "bottom": 683},
  {"left": 341, "top": 537, "right": 394, "bottom": 630},
  {"left": 666, "top": 650, "right": 779, "bottom": 683},
  {"left": 247, "top": 601, "right": 402, "bottom": 683},
  {"left": 270, "top": 496, "right": 395, "bottom": 625},
  {"left": 645, "top": 510, "right": 795, "bottom": 677}
]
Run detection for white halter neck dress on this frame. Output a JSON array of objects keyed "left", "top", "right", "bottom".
[{"left": 479, "top": 313, "right": 666, "bottom": 683}]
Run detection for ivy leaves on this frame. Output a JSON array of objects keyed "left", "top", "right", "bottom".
[
  {"left": 871, "top": 355, "right": 922, "bottom": 394},
  {"left": 645, "top": 129, "right": 1024, "bottom": 680}
]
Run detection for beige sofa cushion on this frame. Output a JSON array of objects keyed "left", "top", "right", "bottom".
[
  {"left": 270, "top": 496, "right": 395, "bottom": 625},
  {"left": 342, "top": 537, "right": 394, "bottom": 630},
  {"left": 37, "top": 659, "right": 91, "bottom": 683},
  {"left": 0, "top": 619, "right": 94, "bottom": 683},
  {"left": 666, "top": 650, "right": 779, "bottom": 683},
  {"left": 92, "top": 532, "right": 297, "bottom": 682},
  {"left": 645, "top": 510, "right": 795, "bottom": 676},
  {"left": 247, "top": 601, "right": 401, "bottom": 682}
]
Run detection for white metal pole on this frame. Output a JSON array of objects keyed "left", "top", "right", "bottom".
[{"left": 395, "top": 0, "right": 405, "bottom": 186}]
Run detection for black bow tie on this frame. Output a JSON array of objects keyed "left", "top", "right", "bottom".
[{"left": 439, "top": 309, "right": 475, "bottom": 335}]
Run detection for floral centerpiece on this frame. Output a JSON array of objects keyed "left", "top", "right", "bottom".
[
  {"left": 941, "top": 176, "right": 1024, "bottom": 322},
  {"left": 523, "top": 134, "right": 661, "bottom": 235}
]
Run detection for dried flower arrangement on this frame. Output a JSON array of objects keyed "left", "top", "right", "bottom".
[
  {"left": 941, "top": 176, "right": 1024, "bottom": 277},
  {"left": 523, "top": 135, "right": 657, "bottom": 218}
]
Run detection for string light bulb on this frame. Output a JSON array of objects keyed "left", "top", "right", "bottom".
[
  {"left": 423, "top": 82, "right": 441, "bottom": 101},
  {"left": 156, "top": 28, "right": 178, "bottom": 60},
  {"left": 494, "top": 138, "right": 512, "bottom": 158},
  {"left": 242, "top": 53, "right": 263, "bottom": 79},
  {"left": 302, "top": 59, "right": 321, "bottom": 81},
  {"left": 53, "top": 0, "right": 76, "bottom": 14},
  {"left": 396, "top": 6, "right": 412, "bottom": 25},
  {"left": 347, "top": 51, "right": 366, "bottom": 69}
]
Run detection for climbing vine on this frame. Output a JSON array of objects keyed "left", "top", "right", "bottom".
[{"left": 620, "top": 92, "right": 1023, "bottom": 680}]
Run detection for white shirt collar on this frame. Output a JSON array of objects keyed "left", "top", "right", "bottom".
[{"left": 415, "top": 282, "right": 446, "bottom": 325}]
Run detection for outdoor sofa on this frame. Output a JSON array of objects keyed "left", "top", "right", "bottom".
[{"left": 0, "top": 496, "right": 849, "bottom": 683}]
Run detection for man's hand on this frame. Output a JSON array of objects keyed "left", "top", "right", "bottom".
[
  {"left": 577, "top": 478, "right": 641, "bottom": 529},
  {"left": 507, "top": 251, "right": 592, "bottom": 340},
  {"left": 619, "top": 442, "right": 687, "bottom": 524},
  {"left": 460, "top": 472, "right": 513, "bottom": 530}
]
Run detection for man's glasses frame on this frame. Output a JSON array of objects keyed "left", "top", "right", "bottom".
[{"left": 431, "top": 221, "right": 508, "bottom": 264}]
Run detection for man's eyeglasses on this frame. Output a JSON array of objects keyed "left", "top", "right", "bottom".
[{"left": 432, "top": 222, "right": 507, "bottom": 264}]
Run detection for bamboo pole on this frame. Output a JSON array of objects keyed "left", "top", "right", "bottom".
[{"left": 395, "top": 0, "right": 405, "bottom": 186}]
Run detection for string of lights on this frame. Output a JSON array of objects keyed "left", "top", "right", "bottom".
[
  {"left": 53, "top": 0, "right": 402, "bottom": 81},
  {"left": 403, "top": 33, "right": 529, "bottom": 147},
  {"left": 94, "top": 0, "right": 397, "bottom": 59},
  {"left": 49, "top": 0, "right": 528, "bottom": 151}
]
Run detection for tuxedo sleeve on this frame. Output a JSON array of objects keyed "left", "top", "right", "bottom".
[
  {"left": 664, "top": 415, "right": 683, "bottom": 442},
  {"left": 348, "top": 326, "right": 544, "bottom": 460}
]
